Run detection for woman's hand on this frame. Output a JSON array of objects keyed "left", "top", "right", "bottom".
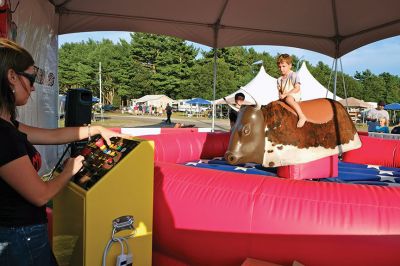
[
  {"left": 63, "top": 155, "right": 85, "bottom": 176},
  {"left": 96, "top": 126, "right": 131, "bottom": 146},
  {"left": 279, "top": 93, "right": 287, "bottom": 100}
]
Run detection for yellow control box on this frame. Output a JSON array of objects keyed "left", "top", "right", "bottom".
[{"left": 53, "top": 138, "right": 154, "bottom": 266}]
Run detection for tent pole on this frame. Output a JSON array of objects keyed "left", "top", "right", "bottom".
[
  {"left": 212, "top": 49, "right": 217, "bottom": 132},
  {"left": 333, "top": 58, "right": 338, "bottom": 101},
  {"left": 327, "top": 59, "right": 335, "bottom": 98},
  {"left": 211, "top": 20, "right": 220, "bottom": 132},
  {"left": 99, "top": 62, "right": 104, "bottom": 122},
  {"left": 339, "top": 58, "right": 349, "bottom": 102}
]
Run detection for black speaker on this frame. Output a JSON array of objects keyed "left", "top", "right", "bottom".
[{"left": 65, "top": 88, "right": 92, "bottom": 127}]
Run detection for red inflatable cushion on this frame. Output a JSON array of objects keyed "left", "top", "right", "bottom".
[
  {"left": 342, "top": 135, "right": 400, "bottom": 167},
  {"left": 141, "top": 132, "right": 230, "bottom": 163},
  {"left": 277, "top": 155, "right": 338, "bottom": 180}
]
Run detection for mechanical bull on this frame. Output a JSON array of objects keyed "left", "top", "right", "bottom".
[{"left": 225, "top": 98, "right": 362, "bottom": 167}]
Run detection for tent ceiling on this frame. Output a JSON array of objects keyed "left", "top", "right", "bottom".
[{"left": 50, "top": 0, "right": 400, "bottom": 58}]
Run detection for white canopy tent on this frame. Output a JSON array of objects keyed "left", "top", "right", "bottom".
[
  {"left": 214, "top": 65, "right": 278, "bottom": 105},
  {"left": 298, "top": 62, "right": 342, "bottom": 101},
  {"left": 216, "top": 63, "right": 340, "bottom": 106}
]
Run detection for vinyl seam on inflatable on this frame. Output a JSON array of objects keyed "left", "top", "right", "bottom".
[{"left": 162, "top": 165, "right": 400, "bottom": 211}]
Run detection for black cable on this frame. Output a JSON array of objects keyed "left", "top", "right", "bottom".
[{"left": 50, "top": 143, "right": 71, "bottom": 177}]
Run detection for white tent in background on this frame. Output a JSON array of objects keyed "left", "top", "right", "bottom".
[
  {"left": 216, "top": 63, "right": 340, "bottom": 106},
  {"left": 214, "top": 65, "right": 278, "bottom": 105},
  {"left": 298, "top": 62, "right": 342, "bottom": 101}
]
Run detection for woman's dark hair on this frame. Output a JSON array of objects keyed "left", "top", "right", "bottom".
[{"left": 0, "top": 38, "right": 34, "bottom": 120}]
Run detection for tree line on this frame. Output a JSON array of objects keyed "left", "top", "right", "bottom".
[{"left": 59, "top": 33, "right": 400, "bottom": 106}]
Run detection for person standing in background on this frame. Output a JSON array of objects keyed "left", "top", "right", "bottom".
[
  {"left": 165, "top": 103, "right": 172, "bottom": 124},
  {"left": 225, "top": 92, "right": 245, "bottom": 129},
  {"left": 375, "top": 117, "right": 389, "bottom": 133},
  {"left": 366, "top": 100, "right": 389, "bottom": 132}
]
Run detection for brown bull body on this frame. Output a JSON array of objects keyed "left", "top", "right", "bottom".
[{"left": 225, "top": 98, "right": 362, "bottom": 167}]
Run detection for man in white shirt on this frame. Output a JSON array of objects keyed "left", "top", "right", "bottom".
[{"left": 366, "top": 100, "right": 390, "bottom": 132}]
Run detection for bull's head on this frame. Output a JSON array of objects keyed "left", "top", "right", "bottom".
[{"left": 225, "top": 101, "right": 265, "bottom": 165}]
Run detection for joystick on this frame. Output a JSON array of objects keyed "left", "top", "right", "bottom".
[
  {"left": 95, "top": 138, "right": 116, "bottom": 156},
  {"left": 69, "top": 135, "right": 139, "bottom": 189}
]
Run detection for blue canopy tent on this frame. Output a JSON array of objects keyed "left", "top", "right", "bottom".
[
  {"left": 384, "top": 103, "right": 400, "bottom": 125},
  {"left": 186, "top": 98, "right": 212, "bottom": 105},
  {"left": 185, "top": 98, "right": 212, "bottom": 117},
  {"left": 384, "top": 103, "right": 400, "bottom": 110}
]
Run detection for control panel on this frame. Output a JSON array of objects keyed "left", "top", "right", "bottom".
[
  {"left": 53, "top": 135, "right": 153, "bottom": 266},
  {"left": 58, "top": 135, "right": 139, "bottom": 190}
]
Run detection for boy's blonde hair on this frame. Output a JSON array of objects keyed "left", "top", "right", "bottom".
[{"left": 277, "top": 53, "right": 292, "bottom": 65}]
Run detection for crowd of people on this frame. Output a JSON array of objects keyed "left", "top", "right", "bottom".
[{"left": 122, "top": 104, "right": 165, "bottom": 116}]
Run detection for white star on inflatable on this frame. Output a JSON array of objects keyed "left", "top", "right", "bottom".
[
  {"left": 186, "top": 162, "right": 198, "bottom": 166},
  {"left": 234, "top": 167, "right": 248, "bottom": 172},
  {"left": 378, "top": 175, "right": 397, "bottom": 182},
  {"left": 367, "top": 165, "right": 380, "bottom": 170},
  {"left": 378, "top": 170, "right": 394, "bottom": 175},
  {"left": 213, "top": 157, "right": 224, "bottom": 161}
]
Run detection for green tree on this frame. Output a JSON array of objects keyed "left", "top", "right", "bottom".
[
  {"left": 58, "top": 41, "right": 97, "bottom": 93},
  {"left": 379, "top": 72, "right": 400, "bottom": 103},
  {"left": 58, "top": 34, "right": 400, "bottom": 106},
  {"left": 130, "top": 33, "right": 198, "bottom": 98},
  {"left": 354, "top": 70, "right": 386, "bottom": 102},
  {"left": 186, "top": 57, "right": 236, "bottom": 100}
]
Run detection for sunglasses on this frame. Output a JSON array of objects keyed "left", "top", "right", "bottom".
[{"left": 16, "top": 71, "right": 37, "bottom": 87}]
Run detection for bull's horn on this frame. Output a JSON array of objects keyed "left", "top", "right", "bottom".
[{"left": 241, "top": 89, "right": 261, "bottom": 109}]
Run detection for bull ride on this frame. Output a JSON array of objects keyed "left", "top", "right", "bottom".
[{"left": 225, "top": 97, "right": 362, "bottom": 167}]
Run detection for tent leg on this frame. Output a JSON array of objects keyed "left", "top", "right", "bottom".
[
  {"left": 212, "top": 49, "right": 217, "bottom": 132},
  {"left": 333, "top": 58, "right": 338, "bottom": 101},
  {"left": 327, "top": 59, "right": 335, "bottom": 98},
  {"left": 339, "top": 58, "right": 348, "bottom": 101}
]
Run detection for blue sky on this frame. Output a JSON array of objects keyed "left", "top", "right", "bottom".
[{"left": 59, "top": 31, "right": 400, "bottom": 76}]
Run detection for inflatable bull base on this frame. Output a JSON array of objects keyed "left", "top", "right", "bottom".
[{"left": 225, "top": 98, "right": 362, "bottom": 167}]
